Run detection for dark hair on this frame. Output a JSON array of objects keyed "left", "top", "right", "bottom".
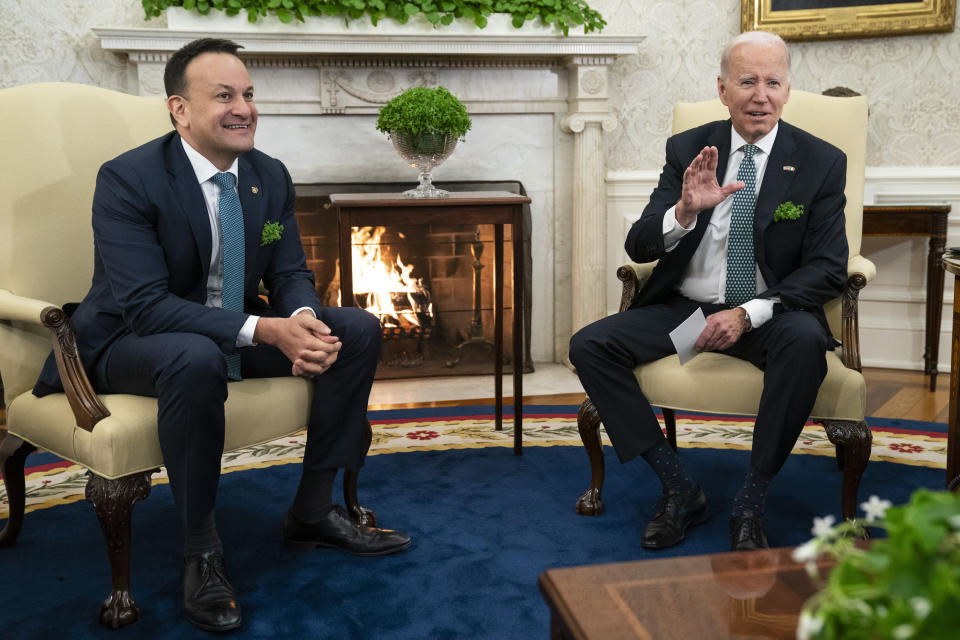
[{"left": 164, "top": 37, "right": 244, "bottom": 99}]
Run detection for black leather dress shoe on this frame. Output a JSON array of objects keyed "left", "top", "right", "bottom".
[
  {"left": 283, "top": 505, "right": 412, "bottom": 556},
  {"left": 641, "top": 486, "right": 709, "bottom": 549},
  {"left": 730, "top": 511, "right": 770, "bottom": 551},
  {"left": 182, "top": 551, "right": 242, "bottom": 632}
]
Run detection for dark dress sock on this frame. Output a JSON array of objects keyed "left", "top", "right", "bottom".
[
  {"left": 290, "top": 468, "right": 337, "bottom": 523},
  {"left": 641, "top": 439, "right": 698, "bottom": 494},
  {"left": 185, "top": 512, "right": 223, "bottom": 560},
  {"left": 732, "top": 466, "right": 774, "bottom": 516}
]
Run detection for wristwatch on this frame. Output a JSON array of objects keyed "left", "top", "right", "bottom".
[{"left": 742, "top": 308, "right": 753, "bottom": 331}]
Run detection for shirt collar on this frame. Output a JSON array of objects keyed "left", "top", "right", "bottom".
[
  {"left": 729, "top": 122, "right": 778, "bottom": 158},
  {"left": 179, "top": 136, "right": 239, "bottom": 185}
]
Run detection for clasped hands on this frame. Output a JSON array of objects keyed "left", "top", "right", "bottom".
[
  {"left": 678, "top": 146, "right": 751, "bottom": 352},
  {"left": 254, "top": 310, "right": 341, "bottom": 378}
]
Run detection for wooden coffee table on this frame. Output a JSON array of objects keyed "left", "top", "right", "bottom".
[{"left": 539, "top": 547, "right": 828, "bottom": 639}]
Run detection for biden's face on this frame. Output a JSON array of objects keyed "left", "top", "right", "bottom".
[{"left": 718, "top": 41, "right": 791, "bottom": 144}]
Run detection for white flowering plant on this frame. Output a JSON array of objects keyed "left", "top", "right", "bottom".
[{"left": 793, "top": 489, "right": 960, "bottom": 640}]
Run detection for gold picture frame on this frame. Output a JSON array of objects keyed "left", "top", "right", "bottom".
[{"left": 742, "top": 0, "right": 956, "bottom": 42}]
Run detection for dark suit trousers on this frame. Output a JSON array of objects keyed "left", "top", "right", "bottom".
[
  {"left": 568, "top": 296, "right": 830, "bottom": 476},
  {"left": 90, "top": 306, "right": 381, "bottom": 530}
]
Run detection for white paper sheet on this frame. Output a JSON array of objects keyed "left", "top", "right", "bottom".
[{"left": 668, "top": 307, "right": 707, "bottom": 366}]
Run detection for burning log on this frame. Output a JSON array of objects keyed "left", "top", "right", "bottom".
[
  {"left": 354, "top": 291, "right": 434, "bottom": 340},
  {"left": 342, "top": 226, "right": 435, "bottom": 343}
]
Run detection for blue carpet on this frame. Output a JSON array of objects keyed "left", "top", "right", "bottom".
[{"left": 0, "top": 407, "right": 946, "bottom": 639}]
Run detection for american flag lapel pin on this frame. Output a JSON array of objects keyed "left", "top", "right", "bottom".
[
  {"left": 251, "top": 186, "right": 259, "bottom": 194},
  {"left": 782, "top": 165, "right": 796, "bottom": 173}
]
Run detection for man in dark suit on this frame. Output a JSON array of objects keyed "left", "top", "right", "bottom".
[
  {"left": 33, "top": 38, "right": 410, "bottom": 632},
  {"left": 569, "top": 31, "right": 848, "bottom": 552}
]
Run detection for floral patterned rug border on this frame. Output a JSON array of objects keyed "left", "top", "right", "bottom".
[{"left": 2, "top": 411, "right": 946, "bottom": 518}]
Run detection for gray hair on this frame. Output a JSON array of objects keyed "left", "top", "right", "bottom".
[{"left": 720, "top": 31, "right": 791, "bottom": 82}]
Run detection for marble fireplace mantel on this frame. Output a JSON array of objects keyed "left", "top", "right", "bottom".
[{"left": 94, "top": 22, "right": 642, "bottom": 363}]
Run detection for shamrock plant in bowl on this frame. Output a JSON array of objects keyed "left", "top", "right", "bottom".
[{"left": 376, "top": 86, "right": 472, "bottom": 198}]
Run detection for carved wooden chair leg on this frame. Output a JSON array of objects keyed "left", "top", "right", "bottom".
[
  {"left": 821, "top": 419, "right": 872, "bottom": 521},
  {"left": 834, "top": 443, "right": 846, "bottom": 471},
  {"left": 344, "top": 419, "right": 377, "bottom": 527},
  {"left": 86, "top": 470, "right": 154, "bottom": 629},
  {"left": 575, "top": 397, "right": 606, "bottom": 516},
  {"left": 662, "top": 408, "right": 678, "bottom": 452},
  {"left": 0, "top": 438, "right": 36, "bottom": 548}
]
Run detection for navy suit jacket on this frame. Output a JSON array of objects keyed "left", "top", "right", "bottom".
[
  {"left": 34, "top": 131, "right": 321, "bottom": 395},
  {"left": 624, "top": 119, "right": 849, "bottom": 334}
]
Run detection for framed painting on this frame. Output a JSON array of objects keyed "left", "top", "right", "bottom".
[{"left": 741, "top": 0, "right": 956, "bottom": 41}]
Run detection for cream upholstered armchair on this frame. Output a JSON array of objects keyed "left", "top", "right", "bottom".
[
  {"left": 575, "top": 90, "right": 875, "bottom": 522},
  {"left": 0, "top": 83, "right": 374, "bottom": 628}
]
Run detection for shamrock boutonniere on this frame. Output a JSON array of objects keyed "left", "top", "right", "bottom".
[
  {"left": 773, "top": 201, "right": 804, "bottom": 222},
  {"left": 260, "top": 221, "right": 284, "bottom": 246}
]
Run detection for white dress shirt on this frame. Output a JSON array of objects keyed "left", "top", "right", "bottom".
[{"left": 660, "top": 124, "right": 780, "bottom": 328}]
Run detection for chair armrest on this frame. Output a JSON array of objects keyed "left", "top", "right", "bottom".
[
  {"left": 847, "top": 254, "right": 876, "bottom": 284},
  {"left": 0, "top": 289, "right": 55, "bottom": 324},
  {"left": 840, "top": 254, "right": 876, "bottom": 372},
  {"left": 616, "top": 262, "right": 657, "bottom": 313},
  {"left": 0, "top": 289, "right": 109, "bottom": 431}
]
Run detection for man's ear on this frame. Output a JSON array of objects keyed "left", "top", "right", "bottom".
[
  {"left": 167, "top": 95, "right": 188, "bottom": 129},
  {"left": 717, "top": 76, "right": 729, "bottom": 106}
]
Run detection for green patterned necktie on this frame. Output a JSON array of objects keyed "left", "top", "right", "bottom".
[
  {"left": 212, "top": 172, "right": 244, "bottom": 381},
  {"left": 725, "top": 144, "right": 759, "bottom": 306}
]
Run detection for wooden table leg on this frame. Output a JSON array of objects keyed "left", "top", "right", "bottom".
[
  {"left": 494, "top": 224, "right": 504, "bottom": 432},
  {"left": 925, "top": 234, "right": 947, "bottom": 391},
  {"left": 949, "top": 276, "right": 960, "bottom": 491},
  {"left": 513, "top": 208, "right": 524, "bottom": 456}
]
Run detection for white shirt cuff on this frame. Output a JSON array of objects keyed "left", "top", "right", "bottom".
[
  {"left": 237, "top": 315, "right": 259, "bottom": 347},
  {"left": 291, "top": 306, "right": 316, "bottom": 318},
  {"left": 662, "top": 205, "right": 694, "bottom": 252},
  {"left": 740, "top": 298, "right": 776, "bottom": 330}
]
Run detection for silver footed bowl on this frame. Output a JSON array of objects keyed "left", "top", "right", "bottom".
[{"left": 390, "top": 131, "right": 458, "bottom": 198}]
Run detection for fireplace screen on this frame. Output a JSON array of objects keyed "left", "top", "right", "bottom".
[{"left": 294, "top": 182, "right": 533, "bottom": 380}]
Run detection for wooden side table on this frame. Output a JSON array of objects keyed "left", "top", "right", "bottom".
[
  {"left": 941, "top": 256, "right": 960, "bottom": 491},
  {"left": 330, "top": 191, "right": 530, "bottom": 456},
  {"left": 863, "top": 205, "right": 951, "bottom": 391}
]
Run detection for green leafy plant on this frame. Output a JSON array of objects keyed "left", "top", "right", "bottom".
[
  {"left": 260, "top": 220, "right": 284, "bottom": 246},
  {"left": 376, "top": 86, "right": 471, "bottom": 148},
  {"left": 773, "top": 200, "right": 804, "bottom": 222},
  {"left": 793, "top": 489, "right": 960, "bottom": 640},
  {"left": 142, "top": 0, "right": 606, "bottom": 35}
]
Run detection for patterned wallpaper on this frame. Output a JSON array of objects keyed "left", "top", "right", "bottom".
[
  {"left": 1, "top": 0, "right": 958, "bottom": 168},
  {"left": 0, "top": 0, "right": 142, "bottom": 90},
  {"left": 594, "top": 0, "right": 960, "bottom": 169}
]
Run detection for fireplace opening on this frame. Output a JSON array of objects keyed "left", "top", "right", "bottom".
[{"left": 294, "top": 181, "right": 534, "bottom": 380}]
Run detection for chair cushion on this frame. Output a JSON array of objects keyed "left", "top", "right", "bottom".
[
  {"left": 6, "top": 377, "right": 312, "bottom": 479},
  {"left": 634, "top": 350, "right": 864, "bottom": 422}
]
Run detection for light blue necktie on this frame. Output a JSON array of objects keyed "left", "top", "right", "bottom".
[
  {"left": 212, "top": 172, "right": 244, "bottom": 381},
  {"left": 725, "top": 144, "right": 759, "bottom": 307}
]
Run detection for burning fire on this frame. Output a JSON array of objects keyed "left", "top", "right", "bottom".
[{"left": 342, "top": 226, "right": 433, "bottom": 333}]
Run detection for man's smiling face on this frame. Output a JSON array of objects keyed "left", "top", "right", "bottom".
[
  {"left": 718, "top": 40, "right": 791, "bottom": 144},
  {"left": 168, "top": 52, "right": 258, "bottom": 171}
]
